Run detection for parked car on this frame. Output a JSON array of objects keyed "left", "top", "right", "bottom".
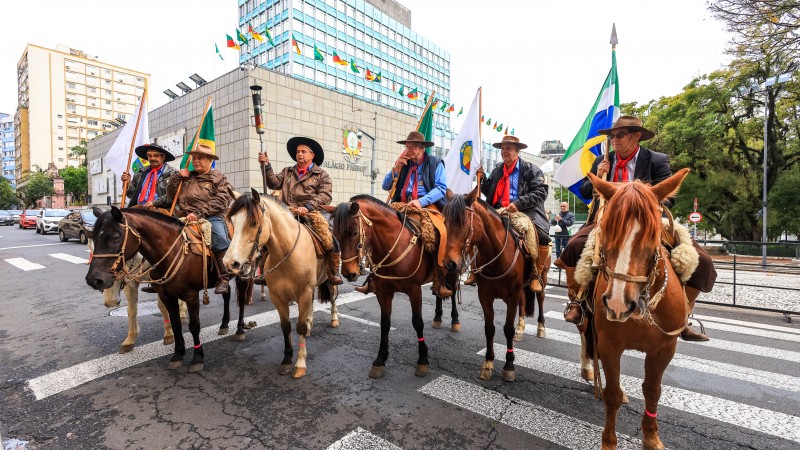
[
  {"left": 36, "top": 209, "right": 70, "bottom": 234},
  {"left": 8, "top": 210, "right": 22, "bottom": 223},
  {"left": 0, "top": 211, "right": 13, "bottom": 226},
  {"left": 58, "top": 210, "right": 97, "bottom": 244},
  {"left": 19, "top": 209, "right": 41, "bottom": 229}
]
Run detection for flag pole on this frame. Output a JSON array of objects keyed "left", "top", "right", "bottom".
[
  {"left": 476, "top": 87, "right": 483, "bottom": 195},
  {"left": 169, "top": 96, "right": 213, "bottom": 215},
  {"left": 119, "top": 88, "right": 147, "bottom": 208},
  {"left": 386, "top": 90, "right": 437, "bottom": 202}
]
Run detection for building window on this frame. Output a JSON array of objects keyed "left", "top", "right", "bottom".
[
  {"left": 67, "top": 104, "right": 76, "bottom": 111},
  {"left": 58, "top": 136, "right": 64, "bottom": 141},
  {"left": 57, "top": 114, "right": 63, "bottom": 118},
  {"left": 67, "top": 82, "right": 76, "bottom": 89}
]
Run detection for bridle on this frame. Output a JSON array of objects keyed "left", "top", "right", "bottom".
[
  {"left": 91, "top": 215, "right": 142, "bottom": 276},
  {"left": 241, "top": 198, "right": 302, "bottom": 277},
  {"left": 459, "top": 206, "right": 521, "bottom": 280}
]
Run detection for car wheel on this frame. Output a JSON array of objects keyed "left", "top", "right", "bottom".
[
  {"left": 59, "top": 230, "right": 69, "bottom": 242},
  {"left": 79, "top": 231, "right": 88, "bottom": 245},
  {"left": 36, "top": 226, "right": 41, "bottom": 234},
  {"left": 41, "top": 227, "right": 47, "bottom": 235}
]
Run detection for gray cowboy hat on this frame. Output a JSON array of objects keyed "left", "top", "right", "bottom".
[
  {"left": 597, "top": 115, "right": 655, "bottom": 141},
  {"left": 492, "top": 135, "right": 528, "bottom": 150},
  {"left": 134, "top": 143, "right": 176, "bottom": 162},
  {"left": 186, "top": 143, "right": 219, "bottom": 161},
  {"left": 396, "top": 131, "right": 435, "bottom": 148},
  {"left": 287, "top": 136, "right": 324, "bottom": 165}
]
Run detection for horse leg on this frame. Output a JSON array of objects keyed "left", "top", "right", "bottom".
[
  {"left": 514, "top": 291, "right": 526, "bottom": 342},
  {"left": 102, "top": 279, "right": 122, "bottom": 307},
  {"left": 369, "top": 291, "right": 393, "bottom": 379},
  {"left": 479, "top": 294, "right": 496, "bottom": 380},
  {"left": 329, "top": 291, "right": 340, "bottom": 328},
  {"left": 179, "top": 299, "right": 188, "bottom": 321},
  {"left": 155, "top": 295, "right": 175, "bottom": 346},
  {"left": 432, "top": 295, "right": 443, "bottom": 329},
  {"left": 186, "top": 292, "right": 204, "bottom": 373},
  {"left": 260, "top": 284, "right": 267, "bottom": 301},
  {"left": 218, "top": 286, "right": 231, "bottom": 336},
  {"left": 579, "top": 329, "right": 594, "bottom": 381},
  {"left": 233, "top": 278, "right": 248, "bottom": 341},
  {"left": 410, "top": 290, "right": 429, "bottom": 377},
  {"left": 119, "top": 281, "right": 139, "bottom": 353},
  {"left": 641, "top": 348, "right": 676, "bottom": 450},
  {"left": 501, "top": 294, "right": 522, "bottom": 382},
  {"left": 292, "top": 291, "right": 314, "bottom": 379},
  {"left": 450, "top": 295, "right": 461, "bottom": 332},
  {"left": 163, "top": 296, "right": 186, "bottom": 370},
  {"left": 272, "top": 299, "right": 294, "bottom": 375},
  {"left": 599, "top": 344, "right": 625, "bottom": 450},
  {"left": 536, "top": 290, "right": 546, "bottom": 338}
]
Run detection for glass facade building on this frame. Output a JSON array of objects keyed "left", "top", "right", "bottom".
[{"left": 1, "top": 113, "right": 15, "bottom": 188}]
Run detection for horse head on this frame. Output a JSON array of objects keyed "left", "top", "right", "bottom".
[
  {"left": 85, "top": 206, "right": 141, "bottom": 291},
  {"left": 442, "top": 190, "right": 485, "bottom": 276},
  {"left": 327, "top": 201, "right": 363, "bottom": 282},
  {"left": 589, "top": 168, "right": 689, "bottom": 322},
  {"left": 224, "top": 188, "right": 268, "bottom": 277}
]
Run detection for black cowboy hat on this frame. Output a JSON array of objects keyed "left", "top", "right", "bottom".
[
  {"left": 597, "top": 116, "right": 655, "bottom": 141},
  {"left": 287, "top": 136, "right": 324, "bottom": 165},
  {"left": 396, "top": 131, "right": 435, "bottom": 148},
  {"left": 134, "top": 143, "right": 176, "bottom": 162}
]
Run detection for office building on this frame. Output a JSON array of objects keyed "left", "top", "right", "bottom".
[{"left": 1, "top": 113, "right": 14, "bottom": 187}]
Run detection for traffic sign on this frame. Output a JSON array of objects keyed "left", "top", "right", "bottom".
[{"left": 688, "top": 212, "right": 703, "bottom": 223}]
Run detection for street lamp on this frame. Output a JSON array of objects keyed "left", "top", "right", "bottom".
[
  {"left": 737, "top": 71, "right": 792, "bottom": 266},
  {"left": 357, "top": 128, "right": 377, "bottom": 196}
]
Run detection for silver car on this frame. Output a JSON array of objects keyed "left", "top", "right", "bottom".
[{"left": 37, "top": 209, "right": 70, "bottom": 234}]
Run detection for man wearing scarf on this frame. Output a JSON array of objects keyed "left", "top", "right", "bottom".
[
  {"left": 122, "top": 144, "right": 176, "bottom": 208},
  {"left": 479, "top": 135, "right": 552, "bottom": 293}
]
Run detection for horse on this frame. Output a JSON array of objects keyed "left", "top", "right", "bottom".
[
  {"left": 223, "top": 189, "right": 338, "bottom": 379},
  {"left": 586, "top": 168, "right": 690, "bottom": 450},
  {"left": 85, "top": 207, "right": 250, "bottom": 373},
  {"left": 326, "top": 195, "right": 458, "bottom": 379},
  {"left": 441, "top": 189, "right": 545, "bottom": 382}
]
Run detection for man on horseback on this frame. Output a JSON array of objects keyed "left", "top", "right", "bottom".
[
  {"left": 557, "top": 115, "right": 716, "bottom": 341},
  {"left": 474, "top": 135, "right": 552, "bottom": 293},
  {"left": 167, "top": 144, "right": 234, "bottom": 295},
  {"left": 381, "top": 131, "right": 453, "bottom": 298},
  {"left": 257, "top": 136, "right": 343, "bottom": 286}
]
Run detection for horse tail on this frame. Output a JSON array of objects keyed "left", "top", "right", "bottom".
[
  {"left": 317, "top": 282, "right": 332, "bottom": 304},
  {"left": 583, "top": 310, "right": 595, "bottom": 360}
]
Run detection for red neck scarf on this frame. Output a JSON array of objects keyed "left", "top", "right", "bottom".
[
  {"left": 297, "top": 164, "right": 312, "bottom": 179},
  {"left": 137, "top": 166, "right": 163, "bottom": 204},
  {"left": 613, "top": 147, "right": 639, "bottom": 182},
  {"left": 401, "top": 156, "right": 424, "bottom": 202},
  {"left": 492, "top": 159, "right": 518, "bottom": 207}
]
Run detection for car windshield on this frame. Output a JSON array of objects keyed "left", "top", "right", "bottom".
[
  {"left": 81, "top": 211, "right": 96, "bottom": 223},
  {"left": 9, "top": 210, "right": 22, "bottom": 215},
  {"left": 45, "top": 209, "right": 70, "bottom": 217},
  {"left": 24, "top": 210, "right": 40, "bottom": 215},
  {"left": 0, "top": 211, "right": 10, "bottom": 216}
]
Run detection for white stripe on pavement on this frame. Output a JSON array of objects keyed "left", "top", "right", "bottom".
[
  {"left": 28, "top": 291, "right": 375, "bottom": 400},
  {"left": 332, "top": 313, "right": 394, "bottom": 330},
  {"left": 50, "top": 253, "right": 89, "bottom": 264},
  {"left": 487, "top": 344, "right": 800, "bottom": 444},
  {"left": 693, "top": 313, "right": 800, "bottom": 335},
  {"left": 420, "top": 375, "right": 642, "bottom": 450},
  {"left": 326, "top": 427, "right": 402, "bottom": 450},
  {"left": 0, "top": 243, "right": 69, "bottom": 251},
  {"left": 3, "top": 258, "right": 45, "bottom": 271},
  {"left": 531, "top": 317, "right": 800, "bottom": 394}
]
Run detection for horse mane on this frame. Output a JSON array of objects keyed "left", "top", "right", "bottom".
[
  {"left": 121, "top": 208, "right": 184, "bottom": 228},
  {"left": 348, "top": 195, "right": 411, "bottom": 230},
  {"left": 442, "top": 194, "right": 466, "bottom": 225},
  {"left": 600, "top": 181, "right": 662, "bottom": 251},
  {"left": 332, "top": 202, "right": 355, "bottom": 237},
  {"left": 227, "top": 194, "right": 263, "bottom": 227}
]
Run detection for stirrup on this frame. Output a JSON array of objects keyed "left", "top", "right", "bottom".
[
  {"left": 354, "top": 277, "right": 372, "bottom": 294},
  {"left": 563, "top": 301, "right": 585, "bottom": 326}
]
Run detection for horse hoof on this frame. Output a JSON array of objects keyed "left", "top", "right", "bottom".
[
  {"left": 432, "top": 320, "right": 442, "bottom": 329},
  {"left": 233, "top": 332, "right": 246, "bottom": 341},
  {"left": 369, "top": 365, "right": 385, "bottom": 379},
  {"left": 581, "top": 368, "right": 594, "bottom": 381},
  {"left": 189, "top": 363, "right": 204, "bottom": 373},
  {"left": 218, "top": 327, "right": 229, "bottom": 336},
  {"left": 513, "top": 333, "right": 524, "bottom": 342},
  {"left": 415, "top": 364, "right": 429, "bottom": 377},
  {"left": 479, "top": 368, "right": 493, "bottom": 380},
  {"left": 118, "top": 344, "right": 135, "bottom": 354},
  {"left": 330, "top": 319, "right": 340, "bottom": 328},
  {"left": 292, "top": 367, "right": 307, "bottom": 379},
  {"left": 168, "top": 360, "right": 182, "bottom": 370},
  {"left": 279, "top": 364, "right": 293, "bottom": 375},
  {"left": 501, "top": 370, "right": 516, "bottom": 382},
  {"left": 537, "top": 327, "right": 546, "bottom": 339},
  {"left": 451, "top": 323, "right": 461, "bottom": 333},
  {"left": 622, "top": 391, "right": 630, "bottom": 404},
  {"left": 643, "top": 436, "right": 665, "bottom": 450}
]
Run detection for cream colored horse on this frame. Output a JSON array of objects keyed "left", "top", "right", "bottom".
[{"left": 224, "top": 189, "right": 337, "bottom": 379}]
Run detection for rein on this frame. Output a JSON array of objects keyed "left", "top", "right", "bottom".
[
  {"left": 463, "top": 207, "right": 521, "bottom": 281},
  {"left": 258, "top": 199, "right": 303, "bottom": 276}
]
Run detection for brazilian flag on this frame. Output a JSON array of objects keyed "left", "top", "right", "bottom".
[{"left": 181, "top": 103, "right": 215, "bottom": 170}]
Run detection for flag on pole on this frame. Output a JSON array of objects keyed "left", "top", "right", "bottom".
[
  {"left": 444, "top": 88, "right": 481, "bottom": 194},
  {"left": 511, "top": 128, "right": 515, "bottom": 135},
  {"left": 237, "top": 29, "right": 248, "bottom": 46},
  {"left": 540, "top": 158, "right": 556, "bottom": 175},
  {"left": 407, "top": 88, "right": 419, "bottom": 100},
  {"left": 365, "top": 69, "right": 376, "bottom": 81},
  {"left": 291, "top": 34, "right": 301, "bottom": 54},
  {"left": 447, "top": 104, "right": 455, "bottom": 113},
  {"left": 104, "top": 96, "right": 150, "bottom": 178},
  {"left": 314, "top": 45, "right": 324, "bottom": 61},
  {"left": 249, "top": 25, "right": 264, "bottom": 42},
  {"left": 264, "top": 28, "right": 276, "bottom": 46},
  {"left": 417, "top": 96, "right": 435, "bottom": 154},
  {"left": 374, "top": 72, "right": 382, "bottom": 83},
  {"left": 226, "top": 34, "right": 240, "bottom": 50},
  {"left": 350, "top": 59, "right": 359, "bottom": 73},
  {"left": 398, "top": 85, "right": 404, "bottom": 96},
  {"left": 215, "top": 43, "right": 224, "bottom": 61},
  {"left": 333, "top": 51, "right": 348, "bottom": 65},
  {"left": 181, "top": 101, "right": 215, "bottom": 171},
  {"left": 554, "top": 48, "right": 620, "bottom": 203}
]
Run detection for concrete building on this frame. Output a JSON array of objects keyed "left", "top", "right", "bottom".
[
  {"left": 15, "top": 44, "right": 150, "bottom": 187},
  {"left": 0, "top": 113, "right": 14, "bottom": 188}
]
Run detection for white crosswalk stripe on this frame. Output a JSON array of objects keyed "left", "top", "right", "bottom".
[
  {"left": 693, "top": 313, "right": 800, "bottom": 335},
  {"left": 49, "top": 253, "right": 89, "bottom": 264},
  {"left": 3, "top": 257, "right": 45, "bottom": 271},
  {"left": 326, "top": 427, "right": 402, "bottom": 450}
]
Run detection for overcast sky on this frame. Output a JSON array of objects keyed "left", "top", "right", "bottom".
[{"left": 0, "top": 0, "right": 733, "bottom": 153}]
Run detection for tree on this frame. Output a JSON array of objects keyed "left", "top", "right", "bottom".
[
  {"left": 59, "top": 166, "right": 88, "bottom": 203},
  {"left": 69, "top": 140, "right": 88, "bottom": 167},
  {"left": 709, "top": 0, "right": 800, "bottom": 60},
  {"left": 0, "top": 177, "right": 17, "bottom": 209},
  {"left": 18, "top": 171, "right": 54, "bottom": 208}
]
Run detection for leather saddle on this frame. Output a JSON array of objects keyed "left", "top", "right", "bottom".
[{"left": 184, "top": 223, "right": 212, "bottom": 258}]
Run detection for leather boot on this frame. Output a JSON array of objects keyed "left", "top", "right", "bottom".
[
  {"left": 680, "top": 323, "right": 709, "bottom": 342},
  {"left": 253, "top": 274, "right": 266, "bottom": 286},
  {"left": 529, "top": 245, "right": 551, "bottom": 293},
  {"left": 562, "top": 266, "right": 584, "bottom": 324},
  {"left": 354, "top": 274, "right": 372, "bottom": 294},
  {"left": 213, "top": 250, "right": 230, "bottom": 295},
  {"left": 432, "top": 266, "right": 454, "bottom": 298},
  {"left": 327, "top": 251, "right": 343, "bottom": 286},
  {"left": 464, "top": 271, "right": 477, "bottom": 286},
  {"left": 141, "top": 284, "right": 156, "bottom": 293}
]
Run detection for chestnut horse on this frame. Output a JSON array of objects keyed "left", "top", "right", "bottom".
[
  {"left": 85, "top": 207, "right": 250, "bottom": 372},
  {"left": 587, "top": 169, "right": 690, "bottom": 450},
  {"left": 327, "top": 195, "right": 458, "bottom": 379},
  {"left": 442, "top": 191, "right": 545, "bottom": 382}
]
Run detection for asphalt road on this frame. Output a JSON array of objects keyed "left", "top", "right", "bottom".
[{"left": 1, "top": 225, "right": 799, "bottom": 449}]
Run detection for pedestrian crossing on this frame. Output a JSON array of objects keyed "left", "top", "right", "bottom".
[{"left": 2, "top": 252, "right": 89, "bottom": 271}]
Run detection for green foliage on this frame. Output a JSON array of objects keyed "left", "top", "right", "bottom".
[
  {"left": 69, "top": 140, "right": 88, "bottom": 167},
  {"left": 0, "top": 177, "right": 17, "bottom": 209},
  {"left": 18, "top": 172, "right": 54, "bottom": 208},
  {"left": 59, "top": 166, "right": 88, "bottom": 202}
]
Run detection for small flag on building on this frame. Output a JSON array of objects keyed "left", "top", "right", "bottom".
[
  {"left": 314, "top": 45, "right": 324, "bottom": 62},
  {"left": 333, "top": 51, "right": 348, "bottom": 65},
  {"left": 237, "top": 29, "right": 249, "bottom": 47},
  {"left": 264, "top": 28, "right": 276, "bottom": 46},
  {"left": 350, "top": 59, "right": 359, "bottom": 73},
  {"left": 398, "top": 85, "right": 405, "bottom": 96},
  {"left": 215, "top": 43, "right": 224, "bottom": 60},
  {"left": 375, "top": 72, "right": 382, "bottom": 83},
  {"left": 365, "top": 70, "right": 376, "bottom": 81},
  {"left": 249, "top": 25, "right": 264, "bottom": 42},
  {"left": 458, "top": 106, "right": 464, "bottom": 116},
  {"left": 226, "top": 34, "right": 240, "bottom": 50},
  {"left": 407, "top": 88, "right": 419, "bottom": 100},
  {"left": 291, "top": 34, "right": 301, "bottom": 54}
]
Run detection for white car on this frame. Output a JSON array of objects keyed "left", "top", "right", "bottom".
[{"left": 36, "top": 208, "right": 70, "bottom": 234}]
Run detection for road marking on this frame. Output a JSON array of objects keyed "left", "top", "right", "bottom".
[
  {"left": 487, "top": 344, "right": 800, "bottom": 444},
  {"left": 3, "top": 258, "right": 45, "bottom": 271},
  {"left": 326, "top": 427, "right": 402, "bottom": 450},
  {"left": 692, "top": 313, "right": 800, "bottom": 335},
  {"left": 543, "top": 311, "right": 800, "bottom": 363},
  {"left": 0, "top": 242, "right": 69, "bottom": 251},
  {"left": 531, "top": 317, "right": 800, "bottom": 394},
  {"left": 330, "top": 312, "right": 394, "bottom": 330},
  {"left": 49, "top": 253, "right": 89, "bottom": 264},
  {"left": 28, "top": 291, "right": 375, "bottom": 400},
  {"left": 420, "top": 375, "right": 643, "bottom": 450}
]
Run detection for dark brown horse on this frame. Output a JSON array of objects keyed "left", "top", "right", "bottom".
[
  {"left": 587, "top": 169, "right": 690, "bottom": 450},
  {"left": 441, "top": 189, "right": 544, "bottom": 382},
  {"left": 85, "top": 207, "right": 251, "bottom": 372},
  {"left": 326, "top": 195, "right": 458, "bottom": 378}
]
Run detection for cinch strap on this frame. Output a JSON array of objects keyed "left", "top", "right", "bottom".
[{"left": 645, "top": 409, "right": 657, "bottom": 418}]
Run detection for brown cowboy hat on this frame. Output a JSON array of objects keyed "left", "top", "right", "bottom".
[
  {"left": 187, "top": 143, "right": 219, "bottom": 160},
  {"left": 396, "top": 131, "right": 434, "bottom": 148},
  {"left": 492, "top": 135, "right": 528, "bottom": 150},
  {"left": 597, "top": 115, "right": 655, "bottom": 141},
  {"left": 135, "top": 143, "right": 175, "bottom": 162},
  {"left": 287, "top": 136, "right": 324, "bottom": 165}
]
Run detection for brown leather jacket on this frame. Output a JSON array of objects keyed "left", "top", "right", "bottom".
[
  {"left": 166, "top": 170, "right": 232, "bottom": 219},
  {"left": 264, "top": 163, "right": 332, "bottom": 211}
]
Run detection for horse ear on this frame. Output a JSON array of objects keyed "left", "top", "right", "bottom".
[
  {"left": 92, "top": 207, "right": 104, "bottom": 218},
  {"left": 320, "top": 204, "right": 336, "bottom": 214},
  {"left": 651, "top": 168, "right": 690, "bottom": 202},
  {"left": 466, "top": 182, "right": 481, "bottom": 204},
  {"left": 250, "top": 188, "right": 261, "bottom": 204},
  {"left": 349, "top": 201, "right": 360, "bottom": 216},
  {"left": 228, "top": 186, "right": 242, "bottom": 199},
  {"left": 110, "top": 206, "right": 123, "bottom": 223},
  {"left": 588, "top": 172, "right": 618, "bottom": 201},
  {"left": 445, "top": 189, "right": 454, "bottom": 201}
]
